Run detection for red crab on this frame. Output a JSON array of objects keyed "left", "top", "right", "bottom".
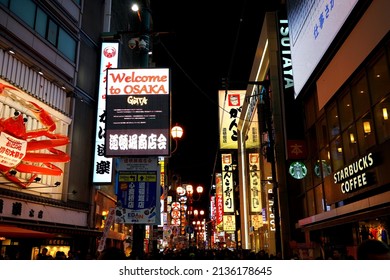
[{"left": 0, "top": 83, "right": 70, "bottom": 188}]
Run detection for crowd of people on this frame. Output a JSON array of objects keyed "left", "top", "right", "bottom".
[
  {"left": 2, "top": 238, "right": 387, "bottom": 260},
  {"left": 97, "top": 239, "right": 390, "bottom": 260}
]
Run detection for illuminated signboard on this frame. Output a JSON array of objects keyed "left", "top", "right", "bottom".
[
  {"left": 286, "top": 0, "right": 359, "bottom": 98},
  {"left": 218, "top": 90, "right": 259, "bottom": 149},
  {"left": 221, "top": 153, "right": 235, "bottom": 213},
  {"left": 105, "top": 68, "right": 170, "bottom": 156},
  {"left": 93, "top": 42, "right": 119, "bottom": 183}
]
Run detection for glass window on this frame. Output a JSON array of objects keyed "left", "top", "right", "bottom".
[
  {"left": 327, "top": 104, "right": 340, "bottom": 140},
  {"left": 368, "top": 53, "right": 390, "bottom": 105},
  {"left": 47, "top": 19, "right": 58, "bottom": 46},
  {"left": 35, "top": 8, "right": 47, "bottom": 38},
  {"left": 10, "top": 0, "right": 36, "bottom": 28},
  {"left": 317, "top": 116, "right": 328, "bottom": 149},
  {"left": 314, "top": 184, "right": 324, "bottom": 214},
  {"left": 374, "top": 96, "right": 390, "bottom": 143},
  {"left": 305, "top": 91, "right": 317, "bottom": 129},
  {"left": 302, "top": 159, "right": 314, "bottom": 190},
  {"left": 357, "top": 113, "right": 376, "bottom": 152},
  {"left": 307, "top": 189, "right": 315, "bottom": 217},
  {"left": 58, "top": 28, "right": 76, "bottom": 62},
  {"left": 0, "top": 0, "right": 9, "bottom": 6},
  {"left": 339, "top": 90, "right": 354, "bottom": 130},
  {"left": 330, "top": 136, "right": 343, "bottom": 172},
  {"left": 351, "top": 74, "right": 370, "bottom": 119},
  {"left": 342, "top": 124, "right": 359, "bottom": 162}
]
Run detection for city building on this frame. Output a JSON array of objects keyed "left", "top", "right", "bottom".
[
  {"left": 236, "top": 0, "right": 390, "bottom": 260},
  {"left": 0, "top": 0, "right": 106, "bottom": 259}
]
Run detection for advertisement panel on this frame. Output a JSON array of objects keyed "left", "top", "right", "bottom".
[
  {"left": 221, "top": 153, "right": 235, "bottom": 213},
  {"left": 115, "top": 170, "right": 160, "bottom": 224},
  {"left": 93, "top": 42, "right": 119, "bottom": 183},
  {"left": 215, "top": 173, "right": 223, "bottom": 228},
  {"left": 105, "top": 68, "right": 170, "bottom": 156},
  {"left": 219, "top": 90, "right": 259, "bottom": 149},
  {"left": 248, "top": 153, "right": 262, "bottom": 213},
  {"left": 286, "top": 0, "right": 359, "bottom": 98}
]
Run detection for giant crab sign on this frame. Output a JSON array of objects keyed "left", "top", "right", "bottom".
[{"left": 0, "top": 83, "right": 70, "bottom": 188}]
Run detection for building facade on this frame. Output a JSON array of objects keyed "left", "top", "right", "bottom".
[{"left": 0, "top": 0, "right": 105, "bottom": 259}]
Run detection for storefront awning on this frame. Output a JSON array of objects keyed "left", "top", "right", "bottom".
[
  {"left": 0, "top": 224, "right": 57, "bottom": 239},
  {"left": 0, "top": 219, "right": 102, "bottom": 239}
]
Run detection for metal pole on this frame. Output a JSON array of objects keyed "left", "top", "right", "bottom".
[{"left": 131, "top": 0, "right": 151, "bottom": 260}]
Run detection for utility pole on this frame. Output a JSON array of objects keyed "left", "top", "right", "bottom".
[{"left": 130, "top": 0, "right": 151, "bottom": 260}]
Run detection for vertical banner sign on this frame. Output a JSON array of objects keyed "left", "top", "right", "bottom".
[
  {"left": 221, "top": 154, "right": 234, "bottom": 213},
  {"left": 97, "top": 207, "right": 115, "bottom": 252},
  {"left": 249, "top": 153, "right": 261, "bottom": 212},
  {"left": 215, "top": 173, "right": 223, "bottom": 229},
  {"left": 267, "top": 186, "right": 276, "bottom": 232},
  {"left": 93, "top": 42, "right": 119, "bottom": 183},
  {"left": 218, "top": 90, "right": 259, "bottom": 149},
  {"left": 105, "top": 68, "right": 170, "bottom": 156}
]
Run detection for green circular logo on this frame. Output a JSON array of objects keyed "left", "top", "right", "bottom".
[{"left": 289, "top": 161, "right": 308, "bottom": 179}]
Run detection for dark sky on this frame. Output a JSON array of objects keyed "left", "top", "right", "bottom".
[{"left": 150, "top": 1, "right": 270, "bottom": 190}]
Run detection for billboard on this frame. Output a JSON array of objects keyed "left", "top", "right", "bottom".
[
  {"left": 286, "top": 0, "right": 359, "bottom": 98},
  {"left": 105, "top": 68, "right": 170, "bottom": 156}
]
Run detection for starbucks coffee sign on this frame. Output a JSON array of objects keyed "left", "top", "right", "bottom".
[{"left": 333, "top": 153, "right": 374, "bottom": 194}]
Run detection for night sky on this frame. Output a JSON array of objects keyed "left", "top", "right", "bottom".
[{"left": 150, "top": 1, "right": 274, "bottom": 191}]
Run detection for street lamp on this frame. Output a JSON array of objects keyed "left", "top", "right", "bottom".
[
  {"left": 171, "top": 124, "right": 184, "bottom": 154},
  {"left": 185, "top": 184, "right": 204, "bottom": 247}
]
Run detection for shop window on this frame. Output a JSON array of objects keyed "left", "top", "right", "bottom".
[
  {"left": 368, "top": 53, "right": 390, "bottom": 105},
  {"left": 351, "top": 74, "right": 370, "bottom": 119},
  {"left": 330, "top": 136, "right": 344, "bottom": 172},
  {"left": 327, "top": 104, "right": 340, "bottom": 140},
  {"left": 357, "top": 113, "right": 376, "bottom": 152},
  {"left": 342, "top": 124, "right": 359, "bottom": 162},
  {"left": 339, "top": 89, "right": 354, "bottom": 130},
  {"left": 374, "top": 96, "right": 390, "bottom": 143}
]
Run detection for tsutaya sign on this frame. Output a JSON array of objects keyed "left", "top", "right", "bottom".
[
  {"left": 333, "top": 152, "right": 375, "bottom": 194},
  {"left": 105, "top": 68, "right": 170, "bottom": 157}
]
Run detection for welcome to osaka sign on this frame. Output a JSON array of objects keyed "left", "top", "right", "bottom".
[{"left": 105, "top": 68, "right": 170, "bottom": 157}]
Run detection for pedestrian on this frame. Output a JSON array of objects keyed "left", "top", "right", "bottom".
[
  {"left": 357, "top": 239, "right": 390, "bottom": 260},
  {"left": 37, "top": 248, "right": 52, "bottom": 260},
  {"left": 97, "top": 247, "right": 127, "bottom": 260}
]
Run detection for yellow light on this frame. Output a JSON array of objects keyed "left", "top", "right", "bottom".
[
  {"left": 383, "top": 108, "right": 388, "bottom": 120},
  {"left": 350, "top": 133, "right": 356, "bottom": 143},
  {"left": 363, "top": 121, "right": 371, "bottom": 134},
  {"left": 196, "top": 185, "right": 204, "bottom": 194},
  {"left": 171, "top": 125, "right": 184, "bottom": 140},
  {"left": 186, "top": 184, "right": 193, "bottom": 195}
]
